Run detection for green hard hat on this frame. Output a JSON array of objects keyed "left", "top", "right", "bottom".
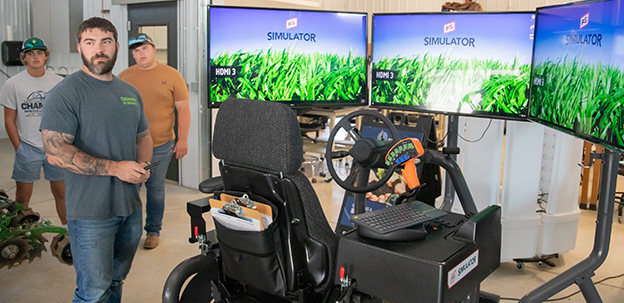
[{"left": 22, "top": 37, "right": 47, "bottom": 52}]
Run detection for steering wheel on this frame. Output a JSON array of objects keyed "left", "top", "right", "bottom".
[{"left": 325, "top": 110, "right": 399, "bottom": 193}]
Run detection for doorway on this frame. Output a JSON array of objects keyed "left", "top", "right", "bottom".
[{"left": 128, "top": 1, "right": 180, "bottom": 182}]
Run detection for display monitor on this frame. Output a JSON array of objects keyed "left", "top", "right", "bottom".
[
  {"left": 208, "top": 6, "right": 368, "bottom": 108},
  {"left": 529, "top": 0, "right": 624, "bottom": 153},
  {"left": 371, "top": 12, "right": 536, "bottom": 120}
]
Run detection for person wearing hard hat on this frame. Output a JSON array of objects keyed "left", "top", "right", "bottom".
[{"left": 0, "top": 37, "right": 67, "bottom": 226}]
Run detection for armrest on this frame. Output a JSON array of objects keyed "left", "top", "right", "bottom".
[
  {"left": 187, "top": 197, "right": 211, "bottom": 243},
  {"left": 198, "top": 176, "right": 224, "bottom": 193}
]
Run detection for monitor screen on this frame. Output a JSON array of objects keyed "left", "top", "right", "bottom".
[
  {"left": 371, "top": 12, "right": 536, "bottom": 120},
  {"left": 529, "top": 0, "right": 624, "bottom": 153},
  {"left": 208, "top": 6, "right": 368, "bottom": 108}
]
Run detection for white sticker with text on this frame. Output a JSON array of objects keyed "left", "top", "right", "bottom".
[{"left": 448, "top": 249, "right": 479, "bottom": 289}]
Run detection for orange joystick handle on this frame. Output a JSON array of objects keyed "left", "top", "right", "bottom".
[
  {"left": 385, "top": 138, "right": 425, "bottom": 190},
  {"left": 403, "top": 158, "right": 420, "bottom": 189}
]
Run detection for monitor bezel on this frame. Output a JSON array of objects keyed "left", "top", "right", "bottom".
[
  {"left": 527, "top": 0, "right": 624, "bottom": 153},
  {"left": 207, "top": 5, "right": 369, "bottom": 109},
  {"left": 370, "top": 10, "right": 536, "bottom": 121}
]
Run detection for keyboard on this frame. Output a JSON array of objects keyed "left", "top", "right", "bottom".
[{"left": 351, "top": 201, "right": 447, "bottom": 235}]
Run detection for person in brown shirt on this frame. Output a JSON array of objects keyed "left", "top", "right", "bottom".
[{"left": 119, "top": 33, "right": 190, "bottom": 249}]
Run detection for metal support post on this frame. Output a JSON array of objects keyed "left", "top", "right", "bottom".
[
  {"left": 520, "top": 149, "right": 618, "bottom": 303},
  {"left": 440, "top": 114, "right": 459, "bottom": 211}
]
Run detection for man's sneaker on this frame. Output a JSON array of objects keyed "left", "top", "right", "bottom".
[{"left": 144, "top": 234, "right": 159, "bottom": 249}]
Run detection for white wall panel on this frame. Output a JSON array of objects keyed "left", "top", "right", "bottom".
[
  {"left": 49, "top": 0, "right": 71, "bottom": 54},
  {"left": 178, "top": 0, "right": 203, "bottom": 188},
  {"left": 347, "top": 0, "right": 366, "bottom": 12},
  {"left": 455, "top": 117, "right": 506, "bottom": 212},
  {"left": 510, "top": 0, "right": 569, "bottom": 11},
  {"left": 32, "top": 0, "right": 51, "bottom": 49},
  {"left": 480, "top": 0, "right": 508, "bottom": 11},
  {"left": 0, "top": 0, "right": 31, "bottom": 139},
  {"left": 362, "top": 1, "right": 448, "bottom": 13}
]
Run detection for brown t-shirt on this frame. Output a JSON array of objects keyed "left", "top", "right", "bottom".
[{"left": 119, "top": 62, "right": 189, "bottom": 147}]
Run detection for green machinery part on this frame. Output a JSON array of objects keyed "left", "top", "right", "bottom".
[{"left": 0, "top": 190, "right": 72, "bottom": 269}]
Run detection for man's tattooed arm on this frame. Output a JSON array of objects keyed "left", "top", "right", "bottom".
[
  {"left": 42, "top": 129, "right": 151, "bottom": 184},
  {"left": 41, "top": 129, "right": 111, "bottom": 175}
]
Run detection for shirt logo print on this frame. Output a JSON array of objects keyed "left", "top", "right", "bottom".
[
  {"left": 22, "top": 90, "right": 46, "bottom": 117},
  {"left": 120, "top": 96, "right": 138, "bottom": 105}
]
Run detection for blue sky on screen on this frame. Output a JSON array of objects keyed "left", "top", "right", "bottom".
[
  {"left": 373, "top": 13, "right": 535, "bottom": 65},
  {"left": 533, "top": 0, "right": 624, "bottom": 68},
  {"left": 210, "top": 7, "right": 366, "bottom": 58}
]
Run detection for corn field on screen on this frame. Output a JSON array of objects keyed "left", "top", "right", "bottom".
[
  {"left": 208, "top": 6, "right": 367, "bottom": 107},
  {"left": 371, "top": 12, "right": 535, "bottom": 120},
  {"left": 529, "top": 0, "right": 624, "bottom": 153}
]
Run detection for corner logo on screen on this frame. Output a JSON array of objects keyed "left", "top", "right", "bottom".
[
  {"left": 566, "top": 11, "right": 601, "bottom": 47},
  {"left": 267, "top": 17, "right": 316, "bottom": 42},
  {"left": 286, "top": 17, "right": 298, "bottom": 30},
  {"left": 580, "top": 12, "right": 589, "bottom": 29},
  {"left": 444, "top": 21, "right": 456, "bottom": 34},
  {"left": 424, "top": 20, "right": 475, "bottom": 48}
]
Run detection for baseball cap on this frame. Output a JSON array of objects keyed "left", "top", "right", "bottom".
[
  {"left": 22, "top": 37, "right": 47, "bottom": 52},
  {"left": 128, "top": 33, "right": 155, "bottom": 49}
]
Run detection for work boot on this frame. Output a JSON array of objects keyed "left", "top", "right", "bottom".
[{"left": 144, "top": 234, "right": 159, "bottom": 249}]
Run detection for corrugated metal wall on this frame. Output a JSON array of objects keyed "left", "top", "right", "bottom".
[
  {"left": 0, "top": 0, "right": 31, "bottom": 74},
  {"left": 0, "top": 0, "right": 31, "bottom": 43},
  {"left": 0, "top": 0, "right": 31, "bottom": 139}
]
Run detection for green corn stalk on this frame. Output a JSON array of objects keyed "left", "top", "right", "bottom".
[
  {"left": 531, "top": 56, "right": 624, "bottom": 147},
  {"left": 210, "top": 47, "right": 365, "bottom": 103},
  {"left": 373, "top": 53, "right": 530, "bottom": 116}
]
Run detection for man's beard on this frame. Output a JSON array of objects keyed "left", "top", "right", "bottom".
[{"left": 81, "top": 49, "right": 117, "bottom": 75}]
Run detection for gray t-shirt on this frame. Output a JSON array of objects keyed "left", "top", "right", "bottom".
[
  {"left": 40, "top": 70, "right": 149, "bottom": 220},
  {"left": 0, "top": 70, "right": 63, "bottom": 148}
]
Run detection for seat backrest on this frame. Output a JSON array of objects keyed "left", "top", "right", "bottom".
[{"left": 212, "top": 99, "right": 338, "bottom": 296}]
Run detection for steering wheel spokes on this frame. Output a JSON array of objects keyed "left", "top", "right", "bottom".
[
  {"left": 334, "top": 117, "right": 364, "bottom": 142},
  {"left": 325, "top": 110, "right": 399, "bottom": 193}
]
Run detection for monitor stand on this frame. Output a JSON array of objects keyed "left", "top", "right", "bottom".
[
  {"left": 440, "top": 114, "right": 459, "bottom": 211},
  {"left": 520, "top": 149, "right": 619, "bottom": 303},
  {"left": 303, "top": 106, "right": 366, "bottom": 137}
]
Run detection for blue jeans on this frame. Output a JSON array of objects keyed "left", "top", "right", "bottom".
[
  {"left": 144, "top": 140, "right": 174, "bottom": 236},
  {"left": 68, "top": 207, "right": 142, "bottom": 303}
]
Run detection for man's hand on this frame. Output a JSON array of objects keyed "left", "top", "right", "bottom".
[
  {"left": 110, "top": 161, "right": 151, "bottom": 184},
  {"left": 174, "top": 140, "right": 188, "bottom": 159}
]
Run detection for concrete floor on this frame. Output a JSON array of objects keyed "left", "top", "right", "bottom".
[{"left": 1, "top": 136, "right": 624, "bottom": 302}]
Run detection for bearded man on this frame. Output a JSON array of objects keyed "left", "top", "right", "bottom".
[{"left": 40, "top": 17, "right": 153, "bottom": 303}]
